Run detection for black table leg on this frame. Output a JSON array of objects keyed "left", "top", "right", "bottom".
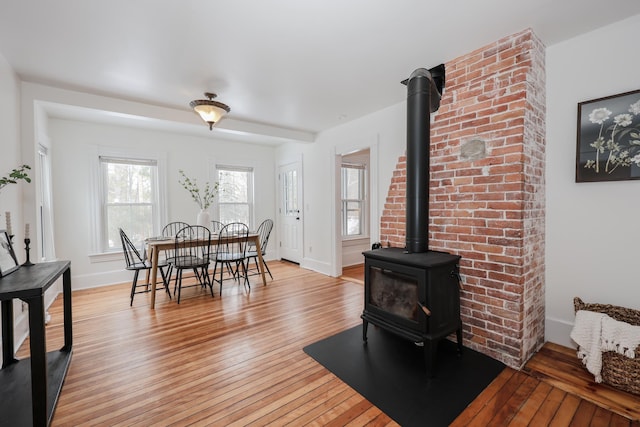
[
  {"left": 62, "top": 267, "right": 73, "bottom": 351},
  {"left": 1, "top": 300, "right": 17, "bottom": 367},
  {"left": 27, "top": 295, "right": 47, "bottom": 426}
]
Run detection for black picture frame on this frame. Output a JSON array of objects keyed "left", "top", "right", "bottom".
[
  {"left": 0, "top": 230, "right": 19, "bottom": 277},
  {"left": 576, "top": 89, "right": 640, "bottom": 182}
]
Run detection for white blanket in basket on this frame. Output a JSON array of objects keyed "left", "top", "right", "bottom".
[{"left": 570, "top": 309, "right": 640, "bottom": 383}]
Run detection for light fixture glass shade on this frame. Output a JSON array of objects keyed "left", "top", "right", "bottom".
[{"left": 190, "top": 93, "right": 231, "bottom": 130}]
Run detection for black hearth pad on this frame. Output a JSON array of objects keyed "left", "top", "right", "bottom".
[{"left": 303, "top": 325, "right": 505, "bottom": 427}]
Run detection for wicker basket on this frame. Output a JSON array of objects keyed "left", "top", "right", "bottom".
[{"left": 573, "top": 297, "right": 640, "bottom": 395}]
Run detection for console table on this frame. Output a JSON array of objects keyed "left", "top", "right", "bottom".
[{"left": 0, "top": 261, "right": 72, "bottom": 426}]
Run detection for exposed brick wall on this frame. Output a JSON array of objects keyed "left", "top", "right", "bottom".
[{"left": 379, "top": 29, "right": 546, "bottom": 369}]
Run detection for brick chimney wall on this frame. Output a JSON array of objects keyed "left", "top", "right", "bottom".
[{"left": 379, "top": 29, "right": 546, "bottom": 368}]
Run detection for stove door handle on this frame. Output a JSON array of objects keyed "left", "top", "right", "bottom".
[{"left": 417, "top": 301, "right": 431, "bottom": 316}]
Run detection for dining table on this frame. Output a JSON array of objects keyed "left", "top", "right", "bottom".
[{"left": 145, "top": 232, "right": 266, "bottom": 309}]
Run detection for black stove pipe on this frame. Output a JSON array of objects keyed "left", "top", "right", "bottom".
[{"left": 403, "top": 65, "right": 445, "bottom": 253}]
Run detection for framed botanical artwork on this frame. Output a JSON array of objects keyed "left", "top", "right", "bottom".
[
  {"left": 0, "top": 230, "right": 19, "bottom": 277},
  {"left": 576, "top": 89, "right": 640, "bottom": 182}
]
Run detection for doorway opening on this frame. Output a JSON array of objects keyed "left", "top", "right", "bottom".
[{"left": 340, "top": 148, "right": 370, "bottom": 274}]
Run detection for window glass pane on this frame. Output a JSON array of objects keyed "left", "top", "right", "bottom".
[
  {"left": 343, "top": 168, "right": 362, "bottom": 199},
  {"left": 341, "top": 164, "right": 366, "bottom": 237},
  {"left": 219, "top": 204, "right": 250, "bottom": 225},
  {"left": 101, "top": 158, "right": 157, "bottom": 252},
  {"left": 106, "top": 205, "right": 153, "bottom": 249},
  {"left": 106, "top": 163, "right": 152, "bottom": 203},
  {"left": 216, "top": 166, "right": 254, "bottom": 226},
  {"left": 218, "top": 170, "right": 248, "bottom": 203},
  {"left": 284, "top": 170, "right": 298, "bottom": 215},
  {"left": 346, "top": 201, "right": 362, "bottom": 235}
]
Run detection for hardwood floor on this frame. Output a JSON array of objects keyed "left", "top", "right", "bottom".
[
  {"left": 16, "top": 261, "right": 639, "bottom": 426},
  {"left": 340, "top": 264, "right": 364, "bottom": 285}
]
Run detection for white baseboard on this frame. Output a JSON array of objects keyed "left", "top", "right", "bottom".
[
  {"left": 545, "top": 316, "right": 577, "bottom": 349},
  {"left": 72, "top": 269, "right": 133, "bottom": 290},
  {"left": 300, "top": 257, "right": 333, "bottom": 277}
]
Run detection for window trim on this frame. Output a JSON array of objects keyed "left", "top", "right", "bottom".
[
  {"left": 214, "top": 164, "right": 255, "bottom": 229},
  {"left": 89, "top": 147, "right": 167, "bottom": 258},
  {"left": 37, "top": 144, "right": 56, "bottom": 261},
  {"left": 341, "top": 162, "right": 368, "bottom": 239}
]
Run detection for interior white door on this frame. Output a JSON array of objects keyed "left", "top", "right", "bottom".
[{"left": 278, "top": 161, "right": 302, "bottom": 264}]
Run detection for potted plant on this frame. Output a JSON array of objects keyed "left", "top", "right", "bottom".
[{"left": 178, "top": 170, "right": 219, "bottom": 226}]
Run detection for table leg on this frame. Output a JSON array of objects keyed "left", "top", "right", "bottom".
[
  {"left": 28, "top": 295, "right": 48, "bottom": 426},
  {"left": 254, "top": 238, "right": 267, "bottom": 286},
  {"left": 1, "top": 300, "right": 17, "bottom": 367},
  {"left": 149, "top": 246, "right": 159, "bottom": 309},
  {"left": 62, "top": 267, "right": 73, "bottom": 351}
]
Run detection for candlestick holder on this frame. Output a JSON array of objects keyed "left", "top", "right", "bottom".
[{"left": 23, "top": 238, "right": 34, "bottom": 266}]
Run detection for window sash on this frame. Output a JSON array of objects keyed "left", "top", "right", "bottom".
[
  {"left": 215, "top": 165, "right": 254, "bottom": 227},
  {"left": 99, "top": 157, "right": 159, "bottom": 252},
  {"left": 342, "top": 200, "right": 364, "bottom": 236},
  {"left": 341, "top": 165, "right": 366, "bottom": 237}
]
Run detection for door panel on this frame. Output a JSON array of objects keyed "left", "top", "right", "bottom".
[{"left": 279, "top": 161, "right": 302, "bottom": 263}]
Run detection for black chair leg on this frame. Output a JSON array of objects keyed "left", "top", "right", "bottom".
[
  {"left": 203, "top": 266, "right": 214, "bottom": 297},
  {"left": 173, "top": 272, "right": 179, "bottom": 297},
  {"left": 130, "top": 270, "right": 141, "bottom": 306},
  {"left": 211, "top": 261, "right": 219, "bottom": 287},
  {"left": 159, "top": 267, "right": 171, "bottom": 299},
  {"left": 241, "top": 260, "right": 250, "bottom": 290},
  {"left": 219, "top": 263, "right": 225, "bottom": 296},
  {"left": 225, "top": 262, "right": 235, "bottom": 279},
  {"left": 262, "top": 258, "right": 273, "bottom": 280},
  {"left": 166, "top": 264, "right": 174, "bottom": 283},
  {"left": 176, "top": 270, "right": 183, "bottom": 304},
  {"left": 193, "top": 268, "right": 200, "bottom": 286}
]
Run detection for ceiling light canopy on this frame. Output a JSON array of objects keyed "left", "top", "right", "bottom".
[{"left": 190, "top": 92, "right": 231, "bottom": 130}]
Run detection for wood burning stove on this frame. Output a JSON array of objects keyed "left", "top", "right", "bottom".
[
  {"left": 362, "top": 65, "right": 463, "bottom": 377},
  {"left": 362, "top": 247, "right": 462, "bottom": 377}
]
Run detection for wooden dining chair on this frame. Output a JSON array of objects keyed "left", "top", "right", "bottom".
[
  {"left": 170, "top": 225, "right": 213, "bottom": 303},
  {"left": 211, "top": 222, "right": 250, "bottom": 295},
  {"left": 119, "top": 228, "right": 171, "bottom": 306}
]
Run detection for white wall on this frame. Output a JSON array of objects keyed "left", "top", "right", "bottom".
[
  {"left": 545, "top": 14, "right": 640, "bottom": 346},
  {"left": 48, "top": 118, "right": 276, "bottom": 289},
  {"left": 0, "top": 52, "right": 32, "bottom": 362},
  {"left": 0, "top": 53, "right": 22, "bottom": 243},
  {"left": 276, "top": 101, "right": 406, "bottom": 276}
]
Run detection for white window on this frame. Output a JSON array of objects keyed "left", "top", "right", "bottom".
[
  {"left": 98, "top": 156, "right": 161, "bottom": 252},
  {"left": 215, "top": 165, "right": 254, "bottom": 227},
  {"left": 341, "top": 163, "right": 367, "bottom": 237},
  {"left": 37, "top": 145, "right": 56, "bottom": 261}
]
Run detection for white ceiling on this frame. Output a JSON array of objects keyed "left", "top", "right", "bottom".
[{"left": 1, "top": 0, "right": 639, "bottom": 141}]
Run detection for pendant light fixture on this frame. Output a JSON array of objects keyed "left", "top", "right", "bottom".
[{"left": 190, "top": 92, "right": 231, "bottom": 130}]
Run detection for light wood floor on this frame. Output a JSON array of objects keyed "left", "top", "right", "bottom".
[{"left": 16, "top": 261, "right": 639, "bottom": 426}]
